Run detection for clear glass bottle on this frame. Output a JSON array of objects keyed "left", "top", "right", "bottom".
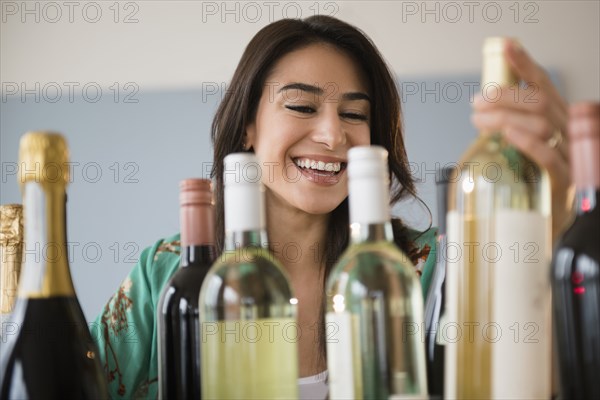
[
  {"left": 326, "top": 145, "right": 427, "bottom": 399},
  {"left": 199, "top": 153, "right": 298, "bottom": 399},
  {"left": 445, "top": 38, "right": 552, "bottom": 399}
]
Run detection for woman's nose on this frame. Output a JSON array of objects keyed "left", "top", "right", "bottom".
[{"left": 311, "top": 108, "right": 346, "bottom": 149}]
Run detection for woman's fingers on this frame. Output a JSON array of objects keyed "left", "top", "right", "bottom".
[
  {"left": 471, "top": 109, "right": 569, "bottom": 162},
  {"left": 503, "top": 126, "right": 572, "bottom": 236},
  {"left": 472, "top": 39, "right": 568, "bottom": 134}
]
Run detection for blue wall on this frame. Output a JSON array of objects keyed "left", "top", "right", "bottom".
[{"left": 0, "top": 74, "right": 484, "bottom": 320}]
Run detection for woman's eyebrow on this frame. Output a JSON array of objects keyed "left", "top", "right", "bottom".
[{"left": 278, "top": 82, "right": 371, "bottom": 102}]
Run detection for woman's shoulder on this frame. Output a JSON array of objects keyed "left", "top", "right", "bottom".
[
  {"left": 130, "top": 233, "right": 182, "bottom": 296},
  {"left": 151, "top": 233, "right": 181, "bottom": 262}
]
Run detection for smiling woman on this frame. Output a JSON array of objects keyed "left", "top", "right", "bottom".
[
  {"left": 91, "top": 14, "right": 571, "bottom": 400},
  {"left": 246, "top": 44, "right": 371, "bottom": 214}
]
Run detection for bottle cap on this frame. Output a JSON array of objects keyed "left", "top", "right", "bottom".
[
  {"left": 0, "top": 204, "right": 23, "bottom": 245},
  {"left": 568, "top": 102, "right": 600, "bottom": 188},
  {"left": 347, "top": 146, "right": 390, "bottom": 225},
  {"left": 223, "top": 153, "right": 265, "bottom": 233},
  {"left": 482, "top": 37, "right": 518, "bottom": 87},
  {"left": 179, "top": 179, "right": 213, "bottom": 206},
  {"left": 18, "top": 132, "right": 69, "bottom": 186},
  {"left": 179, "top": 179, "right": 214, "bottom": 246}
]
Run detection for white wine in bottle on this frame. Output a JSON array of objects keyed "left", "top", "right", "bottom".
[
  {"left": 326, "top": 146, "right": 428, "bottom": 399},
  {"left": 0, "top": 132, "right": 108, "bottom": 399},
  {"left": 445, "top": 38, "right": 552, "bottom": 399},
  {"left": 199, "top": 153, "right": 298, "bottom": 399}
]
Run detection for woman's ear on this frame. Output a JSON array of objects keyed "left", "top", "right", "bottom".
[{"left": 244, "top": 122, "right": 256, "bottom": 151}]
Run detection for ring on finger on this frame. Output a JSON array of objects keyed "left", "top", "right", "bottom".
[{"left": 547, "top": 129, "right": 564, "bottom": 149}]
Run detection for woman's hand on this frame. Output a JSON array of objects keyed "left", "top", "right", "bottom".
[{"left": 471, "top": 39, "right": 572, "bottom": 241}]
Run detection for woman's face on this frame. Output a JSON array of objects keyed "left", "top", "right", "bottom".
[{"left": 246, "top": 43, "right": 371, "bottom": 216}]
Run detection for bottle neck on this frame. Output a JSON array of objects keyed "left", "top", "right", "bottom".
[
  {"left": 180, "top": 245, "right": 217, "bottom": 268},
  {"left": 224, "top": 229, "right": 268, "bottom": 251},
  {"left": 350, "top": 221, "right": 394, "bottom": 244},
  {"left": 574, "top": 187, "right": 598, "bottom": 215},
  {"left": 180, "top": 199, "right": 215, "bottom": 257},
  {"left": 20, "top": 182, "right": 74, "bottom": 298}
]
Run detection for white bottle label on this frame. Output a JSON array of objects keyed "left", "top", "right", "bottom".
[
  {"left": 490, "top": 209, "right": 551, "bottom": 399},
  {"left": 325, "top": 311, "right": 355, "bottom": 400},
  {"left": 444, "top": 209, "right": 551, "bottom": 399}
]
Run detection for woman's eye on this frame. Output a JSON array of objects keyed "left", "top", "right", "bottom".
[
  {"left": 286, "top": 105, "right": 315, "bottom": 114},
  {"left": 341, "top": 112, "right": 368, "bottom": 121}
]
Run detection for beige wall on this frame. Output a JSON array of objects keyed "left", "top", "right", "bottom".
[{"left": 2, "top": 1, "right": 599, "bottom": 101}]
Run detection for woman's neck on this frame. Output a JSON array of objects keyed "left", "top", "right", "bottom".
[
  {"left": 264, "top": 195, "right": 330, "bottom": 275},
  {"left": 264, "top": 193, "right": 330, "bottom": 377}
]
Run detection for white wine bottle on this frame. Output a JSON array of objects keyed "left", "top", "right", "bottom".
[
  {"left": 445, "top": 38, "right": 552, "bottom": 399},
  {"left": 0, "top": 132, "right": 108, "bottom": 399},
  {"left": 199, "top": 153, "right": 298, "bottom": 399},
  {"left": 326, "top": 145, "right": 428, "bottom": 399}
]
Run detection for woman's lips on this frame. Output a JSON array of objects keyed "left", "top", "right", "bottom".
[{"left": 295, "top": 163, "right": 345, "bottom": 186}]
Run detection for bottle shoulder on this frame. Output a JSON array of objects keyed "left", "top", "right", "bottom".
[
  {"left": 328, "top": 241, "right": 421, "bottom": 284},
  {"left": 555, "top": 208, "right": 600, "bottom": 260}
]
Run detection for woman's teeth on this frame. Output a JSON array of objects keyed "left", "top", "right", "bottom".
[{"left": 294, "top": 158, "right": 342, "bottom": 172}]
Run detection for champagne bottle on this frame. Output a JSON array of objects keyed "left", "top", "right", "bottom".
[
  {"left": 157, "top": 179, "right": 216, "bottom": 399},
  {"left": 326, "top": 146, "right": 427, "bottom": 399},
  {"left": 1, "top": 204, "right": 24, "bottom": 333},
  {"left": 424, "top": 167, "right": 453, "bottom": 399},
  {"left": 199, "top": 153, "right": 298, "bottom": 399},
  {"left": 0, "top": 132, "right": 108, "bottom": 399},
  {"left": 552, "top": 102, "right": 600, "bottom": 399},
  {"left": 445, "top": 38, "right": 552, "bottom": 399}
]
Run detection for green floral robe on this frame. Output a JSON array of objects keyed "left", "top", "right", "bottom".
[{"left": 92, "top": 229, "right": 437, "bottom": 399}]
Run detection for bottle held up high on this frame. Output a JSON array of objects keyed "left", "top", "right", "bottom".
[{"left": 445, "top": 38, "right": 553, "bottom": 399}]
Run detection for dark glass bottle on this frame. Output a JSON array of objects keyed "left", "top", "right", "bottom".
[
  {"left": 552, "top": 102, "right": 600, "bottom": 400},
  {"left": 424, "top": 166, "right": 453, "bottom": 399},
  {"left": 0, "top": 132, "right": 108, "bottom": 399},
  {"left": 157, "top": 179, "right": 216, "bottom": 400}
]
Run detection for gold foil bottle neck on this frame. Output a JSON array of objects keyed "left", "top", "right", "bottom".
[
  {"left": 482, "top": 37, "right": 518, "bottom": 87},
  {"left": 0, "top": 204, "right": 23, "bottom": 245},
  {"left": 1, "top": 204, "right": 23, "bottom": 314},
  {"left": 18, "top": 132, "right": 70, "bottom": 186}
]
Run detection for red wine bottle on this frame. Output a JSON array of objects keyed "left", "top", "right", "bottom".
[
  {"left": 424, "top": 166, "right": 453, "bottom": 399},
  {"left": 552, "top": 102, "right": 600, "bottom": 400},
  {"left": 157, "top": 179, "right": 216, "bottom": 399},
  {"left": 0, "top": 132, "right": 108, "bottom": 399}
]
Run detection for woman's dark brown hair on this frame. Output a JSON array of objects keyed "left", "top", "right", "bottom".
[{"left": 211, "top": 15, "right": 423, "bottom": 364}]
